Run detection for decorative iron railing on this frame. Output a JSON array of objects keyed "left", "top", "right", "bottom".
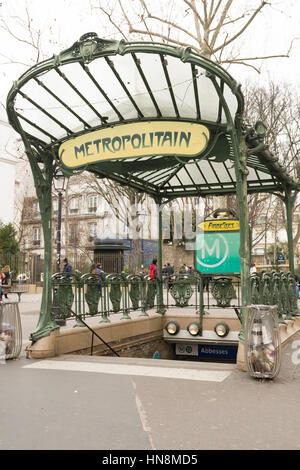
[
  {"left": 250, "top": 270, "right": 299, "bottom": 322},
  {"left": 51, "top": 269, "right": 299, "bottom": 325}
]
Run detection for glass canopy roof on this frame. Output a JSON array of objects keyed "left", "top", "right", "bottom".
[{"left": 6, "top": 33, "right": 299, "bottom": 199}]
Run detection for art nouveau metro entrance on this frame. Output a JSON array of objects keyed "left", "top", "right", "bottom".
[{"left": 6, "top": 32, "right": 300, "bottom": 367}]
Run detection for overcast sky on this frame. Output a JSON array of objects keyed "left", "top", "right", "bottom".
[{"left": 0, "top": 0, "right": 299, "bottom": 123}]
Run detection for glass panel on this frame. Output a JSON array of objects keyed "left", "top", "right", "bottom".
[
  {"left": 196, "top": 159, "right": 220, "bottom": 184},
  {"left": 257, "top": 169, "right": 271, "bottom": 179},
  {"left": 15, "top": 92, "right": 68, "bottom": 140},
  {"left": 17, "top": 115, "right": 52, "bottom": 144},
  {"left": 195, "top": 68, "right": 220, "bottom": 122},
  {"left": 225, "top": 163, "right": 237, "bottom": 182},
  {"left": 210, "top": 161, "right": 232, "bottom": 183},
  {"left": 182, "top": 162, "right": 206, "bottom": 185},
  {"left": 221, "top": 83, "right": 238, "bottom": 123},
  {"left": 171, "top": 167, "right": 193, "bottom": 185},
  {"left": 39, "top": 68, "right": 101, "bottom": 131},
  {"left": 136, "top": 53, "right": 176, "bottom": 117},
  {"left": 109, "top": 54, "right": 158, "bottom": 117},
  {"left": 88, "top": 57, "right": 138, "bottom": 121},
  {"left": 21, "top": 78, "right": 84, "bottom": 134},
  {"left": 166, "top": 56, "right": 196, "bottom": 118}
]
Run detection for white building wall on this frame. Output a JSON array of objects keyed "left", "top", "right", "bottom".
[
  {"left": 0, "top": 118, "right": 18, "bottom": 224},
  {"left": 0, "top": 155, "right": 16, "bottom": 224}
]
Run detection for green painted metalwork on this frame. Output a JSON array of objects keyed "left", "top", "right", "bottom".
[
  {"left": 120, "top": 272, "right": 131, "bottom": 320},
  {"left": 287, "top": 272, "right": 300, "bottom": 318},
  {"left": 99, "top": 272, "right": 110, "bottom": 323},
  {"left": 146, "top": 279, "right": 157, "bottom": 309},
  {"left": 82, "top": 273, "right": 100, "bottom": 316},
  {"left": 170, "top": 271, "right": 194, "bottom": 307},
  {"left": 52, "top": 273, "right": 74, "bottom": 319},
  {"left": 156, "top": 203, "right": 166, "bottom": 314},
  {"left": 127, "top": 274, "right": 141, "bottom": 311},
  {"left": 107, "top": 273, "right": 122, "bottom": 314},
  {"left": 138, "top": 274, "right": 149, "bottom": 317},
  {"left": 211, "top": 277, "right": 236, "bottom": 308},
  {"left": 6, "top": 33, "right": 300, "bottom": 344},
  {"left": 285, "top": 189, "right": 297, "bottom": 276},
  {"left": 249, "top": 270, "right": 299, "bottom": 323},
  {"left": 73, "top": 270, "right": 86, "bottom": 327}
]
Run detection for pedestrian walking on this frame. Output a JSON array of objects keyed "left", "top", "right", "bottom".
[
  {"left": 165, "top": 262, "right": 174, "bottom": 289},
  {"left": 62, "top": 258, "right": 72, "bottom": 275},
  {"left": 0, "top": 271, "right": 4, "bottom": 303},
  {"left": 149, "top": 258, "right": 158, "bottom": 280},
  {"left": 96, "top": 262, "right": 102, "bottom": 297},
  {"left": 1, "top": 265, "right": 11, "bottom": 300},
  {"left": 295, "top": 274, "right": 300, "bottom": 299},
  {"left": 146, "top": 258, "right": 158, "bottom": 308}
]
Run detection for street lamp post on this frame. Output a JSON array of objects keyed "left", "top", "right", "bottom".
[
  {"left": 53, "top": 169, "right": 66, "bottom": 273},
  {"left": 138, "top": 209, "right": 147, "bottom": 269},
  {"left": 53, "top": 168, "right": 66, "bottom": 327}
]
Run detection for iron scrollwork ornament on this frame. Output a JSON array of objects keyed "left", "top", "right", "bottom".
[
  {"left": 170, "top": 272, "right": 194, "bottom": 307},
  {"left": 211, "top": 277, "right": 235, "bottom": 308}
]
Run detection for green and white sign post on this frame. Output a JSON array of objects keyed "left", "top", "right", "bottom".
[
  {"left": 196, "top": 219, "right": 241, "bottom": 275},
  {"left": 195, "top": 218, "right": 241, "bottom": 329}
]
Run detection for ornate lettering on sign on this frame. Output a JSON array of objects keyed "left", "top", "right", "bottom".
[{"left": 59, "top": 121, "right": 210, "bottom": 168}]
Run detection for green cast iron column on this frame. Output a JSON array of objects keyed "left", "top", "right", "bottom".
[
  {"left": 13, "top": 123, "right": 59, "bottom": 342},
  {"left": 232, "top": 130, "right": 250, "bottom": 341},
  {"left": 29, "top": 155, "right": 59, "bottom": 341},
  {"left": 285, "top": 189, "right": 296, "bottom": 276},
  {"left": 156, "top": 201, "right": 166, "bottom": 314}
]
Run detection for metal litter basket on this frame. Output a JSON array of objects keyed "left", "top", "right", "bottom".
[
  {"left": 245, "top": 305, "right": 281, "bottom": 379},
  {"left": 0, "top": 301, "right": 22, "bottom": 361}
]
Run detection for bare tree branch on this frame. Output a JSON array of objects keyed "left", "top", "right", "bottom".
[{"left": 212, "top": 1, "right": 268, "bottom": 54}]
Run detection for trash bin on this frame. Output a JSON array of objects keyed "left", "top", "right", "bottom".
[
  {"left": 0, "top": 301, "right": 22, "bottom": 361},
  {"left": 245, "top": 305, "right": 281, "bottom": 379}
]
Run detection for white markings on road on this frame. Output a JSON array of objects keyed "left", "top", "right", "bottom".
[{"left": 23, "top": 360, "right": 232, "bottom": 382}]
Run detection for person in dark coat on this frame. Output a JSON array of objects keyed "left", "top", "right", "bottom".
[
  {"left": 165, "top": 263, "right": 174, "bottom": 289},
  {"left": 62, "top": 258, "right": 72, "bottom": 275}
]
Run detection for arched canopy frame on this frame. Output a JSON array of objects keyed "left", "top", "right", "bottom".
[{"left": 6, "top": 33, "right": 300, "bottom": 342}]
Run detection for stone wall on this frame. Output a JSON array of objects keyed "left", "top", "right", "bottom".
[{"left": 162, "top": 244, "right": 194, "bottom": 270}]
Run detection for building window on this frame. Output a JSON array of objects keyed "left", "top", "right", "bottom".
[
  {"left": 69, "top": 198, "right": 79, "bottom": 214},
  {"left": 88, "top": 195, "right": 97, "bottom": 213},
  {"left": 33, "top": 227, "right": 41, "bottom": 246},
  {"left": 88, "top": 223, "right": 97, "bottom": 241},
  {"left": 69, "top": 225, "right": 78, "bottom": 245},
  {"left": 54, "top": 225, "right": 59, "bottom": 244},
  {"left": 53, "top": 199, "right": 58, "bottom": 215},
  {"left": 33, "top": 200, "right": 39, "bottom": 212}
]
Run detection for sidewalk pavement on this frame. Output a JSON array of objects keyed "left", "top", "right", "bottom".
[
  {"left": 1, "top": 331, "right": 300, "bottom": 450},
  {"left": 2, "top": 292, "right": 300, "bottom": 450}
]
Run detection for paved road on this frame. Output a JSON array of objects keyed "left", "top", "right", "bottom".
[{"left": 1, "top": 293, "right": 300, "bottom": 450}]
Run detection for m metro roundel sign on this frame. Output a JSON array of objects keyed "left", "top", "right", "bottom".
[{"left": 196, "top": 219, "right": 240, "bottom": 274}]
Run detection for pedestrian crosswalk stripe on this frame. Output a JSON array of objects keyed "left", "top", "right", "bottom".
[{"left": 23, "top": 359, "right": 232, "bottom": 382}]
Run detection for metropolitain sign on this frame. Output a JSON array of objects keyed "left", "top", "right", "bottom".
[{"left": 59, "top": 121, "right": 210, "bottom": 168}]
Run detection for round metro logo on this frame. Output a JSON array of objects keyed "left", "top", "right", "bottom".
[{"left": 197, "top": 233, "right": 229, "bottom": 268}]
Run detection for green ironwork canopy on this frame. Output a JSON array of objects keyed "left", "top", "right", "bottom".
[
  {"left": 7, "top": 32, "right": 299, "bottom": 200},
  {"left": 6, "top": 33, "right": 300, "bottom": 344}
]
